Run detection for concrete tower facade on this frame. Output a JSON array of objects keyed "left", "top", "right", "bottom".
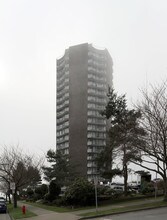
[{"left": 56, "top": 43, "right": 113, "bottom": 180}]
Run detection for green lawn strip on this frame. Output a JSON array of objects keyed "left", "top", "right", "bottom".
[
  {"left": 79, "top": 201, "right": 167, "bottom": 217},
  {"left": 98, "top": 195, "right": 163, "bottom": 207},
  {"left": 7, "top": 203, "right": 37, "bottom": 219},
  {"left": 104, "top": 196, "right": 163, "bottom": 207}
]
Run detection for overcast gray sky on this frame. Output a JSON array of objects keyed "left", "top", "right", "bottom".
[{"left": 0, "top": 0, "right": 167, "bottom": 156}]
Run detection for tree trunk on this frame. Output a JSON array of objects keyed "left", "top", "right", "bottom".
[
  {"left": 123, "top": 144, "right": 128, "bottom": 196},
  {"left": 13, "top": 189, "right": 17, "bottom": 208},
  {"left": 8, "top": 194, "right": 11, "bottom": 204},
  {"left": 124, "top": 163, "right": 128, "bottom": 196}
]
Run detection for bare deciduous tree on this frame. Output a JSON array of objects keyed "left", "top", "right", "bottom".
[
  {"left": 133, "top": 81, "right": 167, "bottom": 200},
  {"left": 0, "top": 146, "right": 43, "bottom": 207}
]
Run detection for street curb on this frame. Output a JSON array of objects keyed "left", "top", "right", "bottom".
[
  {"left": 78, "top": 204, "right": 167, "bottom": 219},
  {"left": 8, "top": 211, "right": 14, "bottom": 220}
]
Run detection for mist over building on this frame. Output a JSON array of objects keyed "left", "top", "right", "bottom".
[{"left": 56, "top": 43, "right": 113, "bottom": 180}]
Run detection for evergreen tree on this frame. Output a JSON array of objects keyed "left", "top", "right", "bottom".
[
  {"left": 43, "top": 149, "right": 76, "bottom": 186},
  {"left": 96, "top": 134, "right": 122, "bottom": 182},
  {"left": 100, "top": 88, "right": 145, "bottom": 195}
]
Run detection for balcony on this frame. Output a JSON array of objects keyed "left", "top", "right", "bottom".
[
  {"left": 57, "top": 81, "right": 69, "bottom": 92},
  {"left": 57, "top": 108, "right": 69, "bottom": 119},
  {"left": 87, "top": 88, "right": 106, "bottom": 97},
  {"left": 57, "top": 100, "right": 69, "bottom": 112}
]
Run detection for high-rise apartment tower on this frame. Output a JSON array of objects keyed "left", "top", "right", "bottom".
[{"left": 56, "top": 43, "right": 113, "bottom": 180}]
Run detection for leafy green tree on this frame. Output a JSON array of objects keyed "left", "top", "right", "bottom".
[{"left": 101, "top": 88, "right": 145, "bottom": 195}]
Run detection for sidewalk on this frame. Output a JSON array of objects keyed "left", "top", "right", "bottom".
[{"left": 18, "top": 202, "right": 80, "bottom": 220}]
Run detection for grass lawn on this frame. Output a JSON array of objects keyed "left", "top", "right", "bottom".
[
  {"left": 7, "top": 203, "right": 37, "bottom": 219},
  {"left": 79, "top": 201, "right": 167, "bottom": 218}
]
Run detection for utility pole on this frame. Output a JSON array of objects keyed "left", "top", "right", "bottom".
[
  {"left": 94, "top": 176, "right": 98, "bottom": 213},
  {"left": 155, "top": 172, "right": 158, "bottom": 199}
]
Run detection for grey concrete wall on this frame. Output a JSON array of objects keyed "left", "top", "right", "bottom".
[{"left": 68, "top": 43, "right": 88, "bottom": 177}]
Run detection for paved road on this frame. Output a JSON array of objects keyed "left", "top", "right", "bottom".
[
  {"left": 87, "top": 207, "right": 167, "bottom": 220},
  {"left": 0, "top": 213, "right": 11, "bottom": 220}
]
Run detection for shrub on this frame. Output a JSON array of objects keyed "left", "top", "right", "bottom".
[
  {"left": 62, "top": 178, "right": 95, "bottom": 207},
  {"left": 44, "top": 181, "right": 61, "bottom": 202},
  {"left": 139, "top": 181, "right": 154, "bottom": 194}
]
